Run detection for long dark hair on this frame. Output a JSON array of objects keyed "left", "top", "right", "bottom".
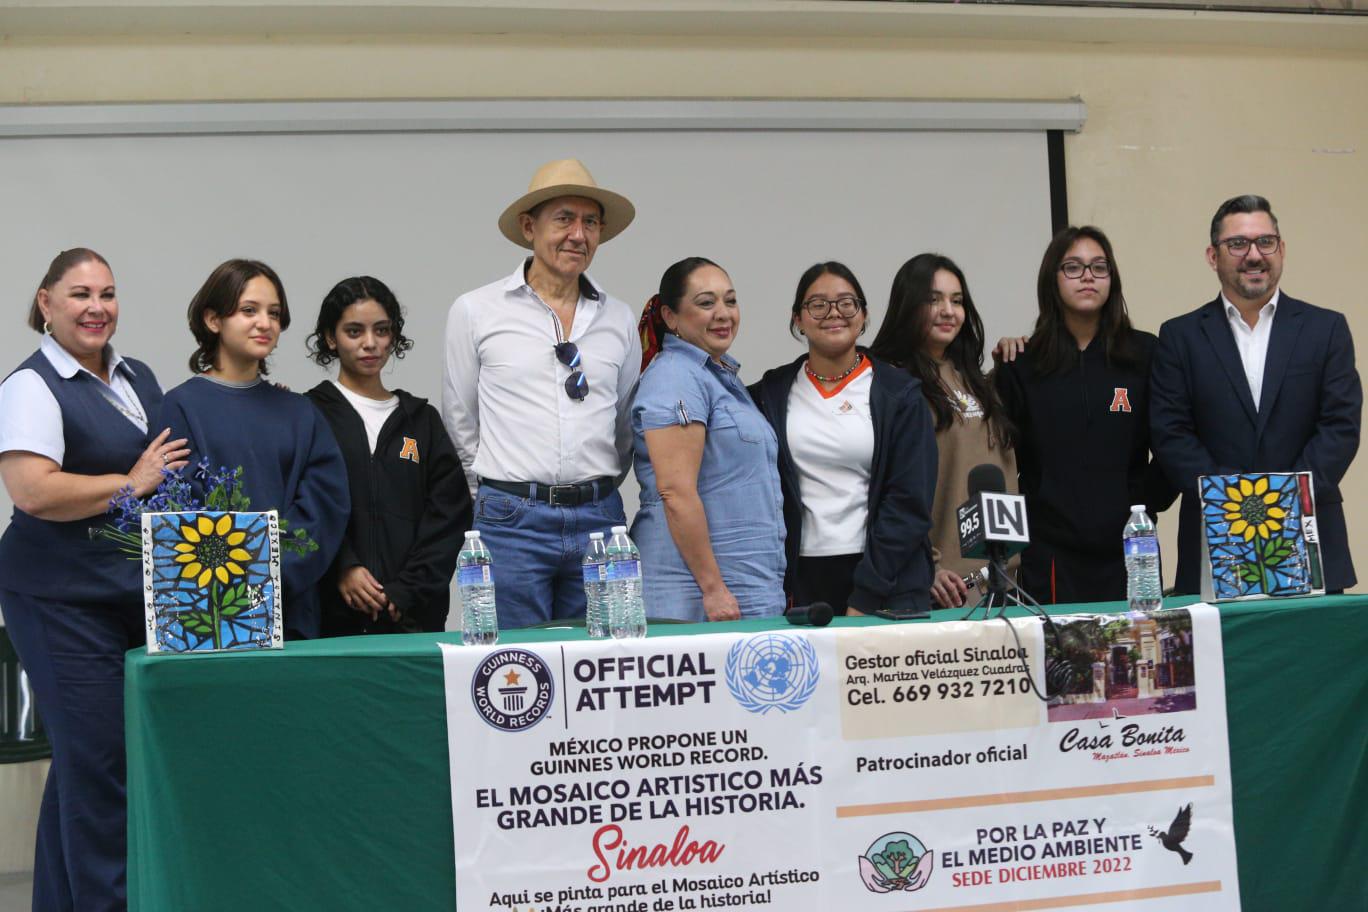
[
  {"left": 307, "top": 276, "right": 414, "bottom": 367},
  {"left": 187, "top": 259, "right": 290, "bottom": 375},
  {"left": 789, "top": 261, "right": 869, "bottom": 342},
  {"left": 1029, "top": 226, "right": 1139, "bottom": 376},
  {"left": 30, "top": 248, "right": 111, "bottom": 332},
  {"left": 869, "top": 253, "right": 1010, "bottom": 447}
]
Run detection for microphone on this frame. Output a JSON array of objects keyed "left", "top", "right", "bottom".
[
  {"left": 785, "top": 601, "right": 834, "bottom": 627},
  {"left": 960, "top": 566, "right": 989, "bottom": 591},
  {"left": 956, "top": 463, "right": 1030, "bottom": 561}
]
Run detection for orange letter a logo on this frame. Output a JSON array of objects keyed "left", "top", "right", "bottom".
[
  {"left": 1109, "top": 388, "right": 1133, "bottom": 413},
  {"left": 399, "top": 437, "right": 420, "bottom": 463}
]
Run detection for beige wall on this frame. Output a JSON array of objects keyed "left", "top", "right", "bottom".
[{"left": 0, "top": 11, "right": 1364, "bottom": 585}]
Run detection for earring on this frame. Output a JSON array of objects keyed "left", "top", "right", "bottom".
[
  {"left": 42, "top": 321, "right": 52, "bottom": 334},
  {"left": 799, "top": 328, "right": 806, "bottom": 336}
]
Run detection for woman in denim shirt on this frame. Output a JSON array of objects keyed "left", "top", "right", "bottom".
[{"left": 630, "top": 258, "right": 785, "bottom": 622}]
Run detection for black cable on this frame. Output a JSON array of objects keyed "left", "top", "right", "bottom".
[{"left": 957, "top": 558, "right": 1073, "bottom": 704}]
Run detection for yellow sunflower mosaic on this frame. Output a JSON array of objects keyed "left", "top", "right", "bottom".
[
  {"left": 172, "top": 514, "right": 254, "bottom": 588},
  {"left": 1220, "top": 476, "right": 1287, "bottom": 542}
]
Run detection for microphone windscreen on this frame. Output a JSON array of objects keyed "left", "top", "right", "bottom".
[
  {"left": 808, "top": 602, "right": 834, "bottom": 627},
  {"left": 967, "top": 463, "right": 1006, "bottom": 497}
]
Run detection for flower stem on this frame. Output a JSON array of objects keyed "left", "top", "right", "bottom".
[{"left": 210, "top": 578, "right": 223, "bottom": 650}]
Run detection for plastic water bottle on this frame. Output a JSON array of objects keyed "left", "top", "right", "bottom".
[
  {"left": 457, "top": 530, "right": 498, "bottom": 645},
  {"left": 606, "top": 526, "right": 647, "bottom": 639},
  {"left": 1123, "top": 505, "right": 1163, "bottom": 613},
  {"left": 582, "top": 532, "right": 610, "bottom": 638}
]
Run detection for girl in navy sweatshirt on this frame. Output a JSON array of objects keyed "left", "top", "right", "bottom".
[
  {"left": 304, "top": 276, "right": 470, "bottom": 635},
  {"left": 158, "top": 259, "right": 349, "bottom": 639}
]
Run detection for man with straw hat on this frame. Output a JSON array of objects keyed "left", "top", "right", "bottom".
[{"left": 442, "top": 159, "right": 640, "bottom": 629}]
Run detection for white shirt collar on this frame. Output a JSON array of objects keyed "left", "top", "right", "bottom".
[
  {"left": 501, "top": 258, "right": 603, "bottom": 302},
  {"left": 1221, "top": 289, "right": 1280, "bottom": 324},
  {"left": 40, "top": 333, "right": 134, "bottom": 381}
]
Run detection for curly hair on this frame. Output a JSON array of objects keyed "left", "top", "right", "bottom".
[{"left": 306, "top": 275, "right": 414, "bottom": 367}]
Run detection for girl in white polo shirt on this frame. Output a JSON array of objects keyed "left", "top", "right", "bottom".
[{"left": 751, "top": 262, "right": 937, "bottom": 617}]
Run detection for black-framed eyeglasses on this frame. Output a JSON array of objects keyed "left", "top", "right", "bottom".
[
  {"left": 801, "top": 295, "right": 863, "bottom": 319},
  {"left": 554, "top": 341, "right": 588, "bottom": 401},
  {"left": 1217, "top": 234, "right": 1281, "bottom": 257},
  {"left": 1059, "top": 260, "right": 1111, "bottom": 280}
]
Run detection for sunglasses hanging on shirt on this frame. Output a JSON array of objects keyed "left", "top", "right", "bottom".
[{"left": 554, "top": 341, "right": 589, "bottom": 401}]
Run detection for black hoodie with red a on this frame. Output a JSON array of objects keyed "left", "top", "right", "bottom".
[
  {"left": 995, "top": 331, "right": 1177, "bottom": 604},
  {"left": 306, "top": 381, "right": 472, "bottom": 634}
]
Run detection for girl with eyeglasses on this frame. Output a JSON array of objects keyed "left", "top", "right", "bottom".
[
  {"left": 630, "top": 257, "right": 784, "bottom": 622},
  {"left": 158, "top": 259, "right": 350, "bottom": 640},
  {"left": 869, "top": 253, "right": 1017, "bottom": 610},
  {"left": 993, "top": 226, "right": 1176, "bottom": 604},
  {"left": 750, "top": 262, "right": 937, "bottom": 616},
  {"left": 304, "top": 276, "right": 471, "bottom": 636}
]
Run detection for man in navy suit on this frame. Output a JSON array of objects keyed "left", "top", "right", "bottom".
[{"left": 1151, "top": 194, "right": 1362, "bottom": 594}]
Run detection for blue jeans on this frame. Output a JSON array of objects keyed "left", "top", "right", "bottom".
[{"left": 473, "top": 485, "right": 626, "bottom": 630}]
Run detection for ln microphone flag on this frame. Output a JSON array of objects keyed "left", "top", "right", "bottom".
[{"left": 957, "top": 463, "right": 1030, "bottom": 560}]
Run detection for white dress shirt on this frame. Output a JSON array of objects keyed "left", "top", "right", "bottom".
[
  {"left": 0, "top": 334, "right": 148, "bottom": 466},
  {"left": 442, "top": 260, "right": 642, "bottom": 497},
  {"left": 1222, "top": 290, "right": 1280, "bottom": 410}
]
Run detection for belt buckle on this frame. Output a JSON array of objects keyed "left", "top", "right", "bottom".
[{"left": 547, "top": 484, "right": 577, "bottom": 507}]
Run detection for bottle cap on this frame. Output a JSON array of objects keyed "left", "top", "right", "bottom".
[
  {"left": 611, "top": 525, "right": 627, "bottom": 534},
  {"left": 1130, "top": 505, "right": 1146, "bottom": 513},
  {"left": 589, "top": 532, "right": 604, "bottom": 540},
  {"left": 464, "top": 530, "right": 481, "bottom": 539}
]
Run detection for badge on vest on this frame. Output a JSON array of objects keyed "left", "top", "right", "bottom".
[
  {"left": 1109, "top": 387, "right": 1133, "bottom": 413},
  {"left": 399, "top": 437, "right": 420, "bottom": 463}
]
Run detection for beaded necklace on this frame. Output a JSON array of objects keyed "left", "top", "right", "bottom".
[{"left": 804, "top": 352, "right": 864, "bottom": 384}]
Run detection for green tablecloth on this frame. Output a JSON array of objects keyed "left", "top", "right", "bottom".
[{"left": 126, "top": 595, "right": 1368, "bottom": 911}]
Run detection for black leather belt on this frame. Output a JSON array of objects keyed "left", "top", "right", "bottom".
[{"left": 480, "top": 477, "right": 617, "bottom": 507}]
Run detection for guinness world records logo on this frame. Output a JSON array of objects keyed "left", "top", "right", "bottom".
[{"left": 470, "top": 648, "right": 555, "bottom": 732}]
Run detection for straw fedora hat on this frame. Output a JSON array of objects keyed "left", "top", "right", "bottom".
[{"left": 498, "top": 159, "right": 636, "bottom": 248}]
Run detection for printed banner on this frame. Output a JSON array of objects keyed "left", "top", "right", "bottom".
[{"left": 441, "top": 606, "right": 1239, "bottom": 911}]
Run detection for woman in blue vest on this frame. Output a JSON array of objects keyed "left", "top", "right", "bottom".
[{"left": 0, "top": 248, "right": 188, "bottom": 912}]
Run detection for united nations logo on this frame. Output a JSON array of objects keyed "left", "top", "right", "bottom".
[
  {"left": 725, "top": 634, "right": 819, "bottom": 715},
  {"left": 470, "top": 648, "right": 555, "bottom": 732}
]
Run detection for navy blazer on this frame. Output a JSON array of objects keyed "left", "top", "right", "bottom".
[{"left": 1150, "top": 293, "right": 1362, "bottom": 593}]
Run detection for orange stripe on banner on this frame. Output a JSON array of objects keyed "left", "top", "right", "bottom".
[
  {"left": 836, "top": 775, "right": 1215, "bottom": 817},
  {"left": 897, "top": 881, "right": 1223, "bottom": 911}
]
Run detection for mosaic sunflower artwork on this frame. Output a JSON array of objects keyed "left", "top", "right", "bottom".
[
  {"left": 1198, "top": 472, "right": 1323, "bottom": 602},
  {"left": 140, "top": 511, "right": 283, "bottom": 653}
]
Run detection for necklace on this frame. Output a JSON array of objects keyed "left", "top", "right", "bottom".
[
  {"left": 805, "top": 352, "right": 864, "bottom": 384},
  {"left": 100, "top": 373, "right": 148, "bottom": 427}
]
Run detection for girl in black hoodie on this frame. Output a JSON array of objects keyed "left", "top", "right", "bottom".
[{"left": 305, "top": 276, "right": 471, "bottom": 635}]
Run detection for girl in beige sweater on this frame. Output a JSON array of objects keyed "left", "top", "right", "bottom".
[{"left": 870, "top": 253, "right": 1016, "bottom": 608}]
